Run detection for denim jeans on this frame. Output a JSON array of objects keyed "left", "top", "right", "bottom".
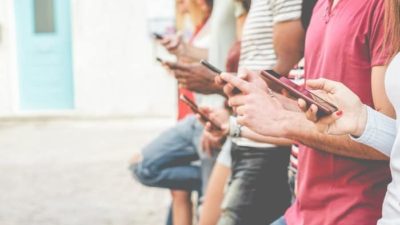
[
  {"left": 217, "top": 143, "right": 291, "bottom": 225},
  {"left": 130, "top": 115, "right": 216, "bottom": 193},
  {"left": 270, "top": 216, "right": 287, "bottom": 225}
]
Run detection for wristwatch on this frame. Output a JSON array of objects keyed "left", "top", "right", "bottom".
[{"left": 229, "top": 116, "right": 243, "bottom": 138}]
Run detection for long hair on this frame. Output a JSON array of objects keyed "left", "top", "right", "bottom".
[{"left": 384, "top": 0, "right": 400, "bottom": 60}]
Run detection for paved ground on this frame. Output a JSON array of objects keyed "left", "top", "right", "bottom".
[{"left": 0, "top": 118, "right": 175, "bottom": 225}]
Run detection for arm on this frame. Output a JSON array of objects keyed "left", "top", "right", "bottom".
[
  {"left": 282, "top": 112, "right": 389, "bottom": 160},
  {"left": 371, "top": 66, "right": 396, "bottom": 118},
  {"left": 241, "top": 126, "right": 293, "bottom": 146},
  {"left": 220, "top": 72, "right": 390, "bottom": 160},
  {"left": 272, "top": 19, "right": 305, "bottom": 75},
  {"left": 283, "top": 67, "right": 393, "bottom": 160},
  {"left": 180, "top": 45, "right": 208, "bottom": 62}
]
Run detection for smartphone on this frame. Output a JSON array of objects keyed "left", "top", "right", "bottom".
[
  {"left": 156, "top": 57, "right": 164, "bottom": 63},
  {"left": 179, "top": 94, "right": 223, "bottom": 131},
  {"left": 153, "top": 33, "right": 164, "bottom": 40},
  {"left": 259, "top": 70, "right": 338, "bottom": 118},
  {"left": 200, "top": 59, "right": 222, "bottom": 74},
  {"left": 200, "top": 59, "right": 241, "bottom": 94}
]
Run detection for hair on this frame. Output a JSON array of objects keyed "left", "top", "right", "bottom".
[
  {"left": 384, "top": 0, "right": 400, "bottom": 60},
  {"left": 205, "top": 0, "right": 213, "bottom": 10},
  {"left": 235, "top": 0, "right": 251, "bottom": 13}
]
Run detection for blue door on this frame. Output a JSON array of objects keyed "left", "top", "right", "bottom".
[{"left": 15, "top": 0, "right": 74, "bottom": 110}]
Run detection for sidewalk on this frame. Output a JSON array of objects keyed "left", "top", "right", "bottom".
[{"left": 0, "top": 118, "right": 175, "bottom": 225}]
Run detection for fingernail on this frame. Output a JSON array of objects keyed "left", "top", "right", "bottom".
[{"left": 336, "top": 111, "right": 343, "bottom": 116}]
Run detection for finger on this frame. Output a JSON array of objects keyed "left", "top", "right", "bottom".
[
  {"left": 235, "top": 105, "right": 247, "bottom": 116},
  {"left": 297, "top": 98, "right": 308, "bottom": 112},
  {"left": 236, "top": 115, "right": 247, "bottom": 127},
  {"left": 220, "top": 73, "right": 251, "bottom": 94},
  {"left": 199, "top": 107, "right": 211, "bottom": 114},
  {"left": 305, "top": 104, "right": 319, "bottom": 122},
  {"left": 317, "top": 110, "right": 343, "bottom": 134},
  {"left": 228, "top": 95, "right": 247, "bottom": 108},
  {"left": 196, "top": 114, "right": 207, "bottom": 125},
  {"left": 305, "top": 78, "right": 338, "bottom": 93},
  {"left": 215, "top": 75, "right": 225, "bottom": 85},
  {"left": 237, "top": 68, "right": 249, "bottom": 79},
  {"left": 223, "top": 83, "right": 235, "bottom": 97}
]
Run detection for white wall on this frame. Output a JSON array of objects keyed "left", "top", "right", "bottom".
[
  {"left": 0, "top": 0, "right": 18, "bottom": 115},
  {"left": 71, "top": 0, "right": 176, "bottom": 118},
  {"left": 0, "top": 0, "right": 176, "bottom": 118}
]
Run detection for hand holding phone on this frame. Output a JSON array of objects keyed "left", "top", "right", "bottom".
[
  {"left": 200, "top": 60, "right": 241, "bottom": 95},
  {"left": 179, "top": 94, "right": 222, "bottom": 131},
  {"left": 259, "top": 70, "right": 338, "bottom": 118},
  {"left": 153, "top": 33, "right": 164, "bottom": 40}
]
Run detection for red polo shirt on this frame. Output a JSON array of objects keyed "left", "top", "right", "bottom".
[{"left": 285, "top": 0, "right": 391, "bottom": 224}]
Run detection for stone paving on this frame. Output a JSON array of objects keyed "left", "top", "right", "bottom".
[{"left": 0, "top": 118, "right": 174, "bottom": 225}]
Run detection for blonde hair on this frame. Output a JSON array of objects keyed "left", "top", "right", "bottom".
[{"left": 384, "top": 0, "right": 400, "bottom": 60}]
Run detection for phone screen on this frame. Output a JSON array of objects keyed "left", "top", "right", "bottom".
[{"left": 260, "top": 70, "right": 338, "bottom": 117}]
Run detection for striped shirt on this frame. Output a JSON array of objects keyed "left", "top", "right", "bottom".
[
  {"left": 239, "top": 0, "right": 302, "bottom": 71},
  {"left": 234, "top": 0, "right": 302, "bottom": 148}
]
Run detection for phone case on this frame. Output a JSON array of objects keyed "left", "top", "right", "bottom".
[{"left": 260, "top": 70, "right": 338, "bottom": 118}]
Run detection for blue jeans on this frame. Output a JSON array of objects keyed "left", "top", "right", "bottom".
[
  {"left": 270, "top": 216, "right": 287, "bottom": 225},
  {"left": 130, "top": 115, "right": 216, "bottom": 192}
]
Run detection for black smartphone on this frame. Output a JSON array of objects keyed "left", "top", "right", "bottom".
[
  {"left": 153, "top": 33, "right": 164, "bottom": 40},
  {"left": 156, "top": 57, "right": 164, "bottom": 63},
  {"left": 200, "top": 59, "right": 241, "bottom": 94},
  {"left": 259, "top": 70, "right": 338, "bottom": 118},
  {"left": 180, "top": 94, "right": 222, "bottom": 131},
  {"left": 200, "top": 59, "right": 222, "bottom": 74}
]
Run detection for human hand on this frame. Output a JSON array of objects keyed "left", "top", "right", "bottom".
[
  {"left": 297, "top": 78, "right": 367, "bottom": 136},
  {"left": 220, "top": 73, "right": 298, "bottom": 137},
  {"left": 220, "top": 68, "right": 268, "bottom": 98},
  {"left": 200, "top": 130, "right": 224, "bottom": 157},
  {"left": 170, "top": 62, "right": 223, "bottom": 94},
  {"left": 159, "top": 34, "right": 187, "bottom": 57},
  {"left": 196, "top": 107, "right": 229, "bottom": 139}
]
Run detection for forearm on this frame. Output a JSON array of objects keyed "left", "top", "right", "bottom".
[
  {"left": 181, "top": 45, "right": 208, "bottom": 62},
  {"left": 241, "top": 126, "right": 293, "bottom": 146},
  {"left": 284, "top": 112, "right": 389, "bottom": 160}
]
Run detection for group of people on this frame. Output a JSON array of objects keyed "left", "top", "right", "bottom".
[{"left": 130, "top": 0, "right": 400, "bottom": 224}]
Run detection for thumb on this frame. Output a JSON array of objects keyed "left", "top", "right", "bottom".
[{"left": 317, "top": 110, "right": 343, "bottom": 134}]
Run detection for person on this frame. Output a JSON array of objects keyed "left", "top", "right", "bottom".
[
  {"left": 198, "top": 0, "right": 305, "bottom": 224},
  {"left": 198, "top": 1, "right": 249, "bottom": 224},
  {"left": 296, "top": 1, "right": 400, "bottom": 220},
  {"left": 218, "top": 0, "right": 394, "bottom": 224},
  {"left": 131, "top": 1, "right": 217, "bottom": 225}
]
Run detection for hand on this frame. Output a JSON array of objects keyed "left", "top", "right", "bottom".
[
  {"left": 196, "top": 107, "right": 229, "bottom": 139},
  {"left": 159, "top": 34, "right": 187, "bottom": 57},
  {"left": 170, "top": 62, "right": 223, "bottom": 94},
  {"left": 220, "top": 73, "right": 299, "bottom": 137},
  {"left": 298, "top": 78, "right": 367, "bottom": 136},
  {"left": 220, "top": 69, "right": 268, "bottom": 97},
  {"left": 200, "top": 130, "right": 224, "bottom": 157}
]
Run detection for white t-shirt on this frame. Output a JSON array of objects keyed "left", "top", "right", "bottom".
[{"left": 353, "top": 53, "right": 400, "bottom": 225}]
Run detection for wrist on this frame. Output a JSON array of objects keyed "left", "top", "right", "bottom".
[
  {"left": 352, "top": 104, "right": 368, "bottom": 137},
  {"left": 229, "top": 116, "right": 242, "bottom": 138},
  {"left": 282, "top": 112, "right": 311, "bottom": 139}
]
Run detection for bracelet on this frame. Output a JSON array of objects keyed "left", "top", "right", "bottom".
[{"left": 229, "top": 117, "right": 242, "bottom": 138}]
